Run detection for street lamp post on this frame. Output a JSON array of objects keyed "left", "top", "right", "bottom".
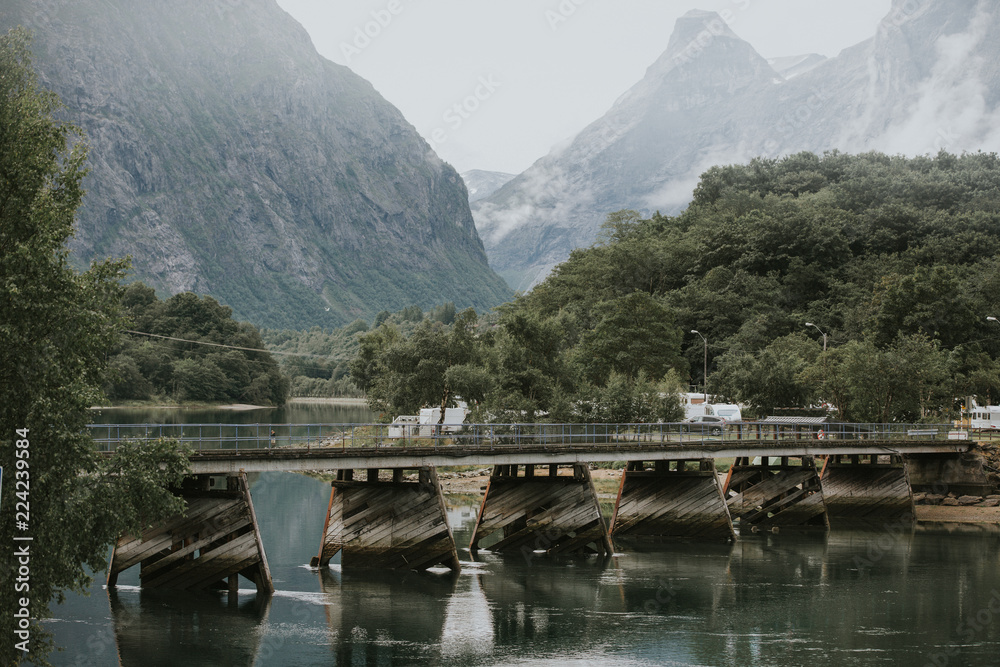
[
  {"left": 988, "top": 316, "right": 998, "bottom": 323},
  {"left": 691, "top": 330, "right": 707, "bottom": 398},
  {"left": 805, "top": 322, "right": 827, "bottom": 351}
]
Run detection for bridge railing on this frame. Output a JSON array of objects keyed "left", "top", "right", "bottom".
[{"left": 87, "top": 421, "right": 983, "bottom": 453}]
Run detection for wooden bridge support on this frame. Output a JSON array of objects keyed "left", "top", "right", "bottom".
[
  {"left": 311, "top": 467, "right": 461, "bottom": 572},
  {"left": 724, "top": 456, "right": 828, "bottom": 531},
  {"left": 821, "top": 454, "right": 914, "bottom": 529},
  {"left": 107, "top": 472, "right": 273, "bottom": 595},
  {"left": 469, "top": 464, "right": 612, "bottom": 558},
  {"left": 609, "top": 460, "right": 735, "bottom": 541}
]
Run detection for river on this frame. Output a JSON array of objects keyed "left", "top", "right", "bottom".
[{"left": 46, "top": 405, "right": 1000, "bottom": 666}]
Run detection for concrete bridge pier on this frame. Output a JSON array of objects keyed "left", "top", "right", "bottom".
[
  {"left": 107, "top": 471, "right": 273, "bottom": 596},
  {"left": 821, "top": 454, "right": 914, "bottom": 529},
  {"left": 724, "top": 456, "right": 828, "bottom": 531},
  {"left": 609, "top": 460, "right": 735, "bottom": 541},
  {"left": 311, "top": 467, "right": 461, "bottom": 572},
  {"left": 905, "top": 451, "right": 992, "bottom": 497},
  {"left": 469, "top": 464, "right": 612, "bottom": 558}
]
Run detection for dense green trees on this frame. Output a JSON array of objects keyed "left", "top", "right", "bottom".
[
  {"left": 352, "top": 299, "right": 686, "bottom": 424},
  {"left": 352, "top": 150, "right": 1000, "bottom": 424},
  {"left": 106, "top": 283, "right": 289, "bottom": 405},
  {"left": 262, "top": 302, "right": 463, "bottom": 399},
  {"left": 0, "top": 29, "right": 190, "bottom": 664}
]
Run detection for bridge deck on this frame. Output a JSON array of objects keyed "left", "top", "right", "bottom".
[
  {"left": 90, "top": 422, "right": 979, "bottom": 474},
  {"left": 179, "top": 439, "right": 969, "bottom": 474}
]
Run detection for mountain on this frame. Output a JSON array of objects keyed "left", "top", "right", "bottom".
[
  {"left": 0, "top": 0, "right": 512, "bottom": 328},
  {"left": 767, "top": 54, "right": 826, "bottom": 80},
  {"left": 461, "top": 169, "right": 516, "bottom": 203},
  {"left": 474, "top": 0, "right": 1000, "bottom": 291}
]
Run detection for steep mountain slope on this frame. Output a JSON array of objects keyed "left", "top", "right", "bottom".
[
  {"left": 1, "top": 0, "right": 511, "bottom": 328},
  {"left": 475, "top": 0, "right": 1000, "bottom": 291}
]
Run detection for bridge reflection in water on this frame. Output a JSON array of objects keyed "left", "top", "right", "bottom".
[{"left": 105, "top": 524, "right": 1000, "bottom": 665}]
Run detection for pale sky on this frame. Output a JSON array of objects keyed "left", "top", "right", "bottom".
[{"left": 275, "top": 0, "right": 893, "bottom": 174}]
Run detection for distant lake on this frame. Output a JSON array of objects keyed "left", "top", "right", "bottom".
[{"left": 89, "top": 399, "right": 377, "bottom": 426}]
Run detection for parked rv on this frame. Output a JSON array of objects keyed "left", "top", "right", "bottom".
[
  {"left": 964, "top": 399, "right": 1000, "bottom": 429},
  {"left": 388, "top": 404, "right": 469, "bottom": 438}
]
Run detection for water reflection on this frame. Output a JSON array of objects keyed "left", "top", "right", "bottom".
[
  {"left": 318, "top": 568, "right": 459, "bottom": 664},
  {"left": 111, "top": 587, "right": 270, "bottom": 667},
  {"left": 50, "top": 472, "right": 1000, "bottom": 666}
]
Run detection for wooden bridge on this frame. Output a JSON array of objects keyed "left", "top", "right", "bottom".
[{"left": 95, "top": 421, "right": 993, "bottom": 598}]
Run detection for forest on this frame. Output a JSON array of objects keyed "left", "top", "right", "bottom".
[
  {"left": 104, "top": 283, "right": 289, "bottom": 405},
  {"left": 353, "top": 151, "right": 1000, "bottom": 423}
]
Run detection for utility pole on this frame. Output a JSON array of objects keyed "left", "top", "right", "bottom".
[{"left": 691, "top": 330, "right": 707, "bottom": 399}]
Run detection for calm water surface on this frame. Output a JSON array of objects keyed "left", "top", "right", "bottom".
[{"left": 48, "top": 406, "right": 1000, "bottom": 666}]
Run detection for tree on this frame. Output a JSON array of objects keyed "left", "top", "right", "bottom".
[
  {"left": 713, "top": 333, "right": 820, "bottom": 416},
  {"left": 577, "top": 292, "right": 686, "bottom": 385},
  {"left": 350, "top": 309, "right": 485, "bottom": 420},
  {"left": 0, "top": 29, "right": 190, "bottom": 664}
]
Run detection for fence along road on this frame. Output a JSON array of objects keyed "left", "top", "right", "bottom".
[{"left": 89, "top": 422, "right": 976, "bottom": 475}]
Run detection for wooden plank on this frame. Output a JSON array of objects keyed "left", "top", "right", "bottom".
[
  {"left": 611, "top": 470, "right": 734, "bottom": 540},
  {"left": 141, "top": 531, "right": 258, "bottom": 589},
  {"left": 112, "top": 502, "right": 250, "bottom": 574},
  {"left": 472, "top": 468, "right": 609, "bottom": 556},
  {"left": 318, "top": 468, "right": 460, "bottom": 571}
]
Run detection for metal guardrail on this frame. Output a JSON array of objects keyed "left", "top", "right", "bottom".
[{"left": 87, "top": 422, "right": 993, "bottom": 454}]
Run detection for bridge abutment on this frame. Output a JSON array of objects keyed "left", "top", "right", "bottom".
[
  {"left": 821, "top": 454, "right": 914, "bottom": 529},
  {"left": 609, "top": 460, "right": 735, "bottom": 541},
  {"left": 905, "top": 451, "right": 992, "bottom": 497},
  {"left": 725, "top": 456, "right": 829, "bottom": 531},
  {"left": 107, "top": 471, "right": 273, "bottom": 596},
  {"left": 469, "top": 464, "right": 612, "bottom": 558},
  {"left": 311, "top": 467, "right": 461, "bottom": 572}
]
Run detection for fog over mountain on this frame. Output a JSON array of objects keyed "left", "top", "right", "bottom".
[
  {"left": 1, "top": 0, "right": 512, "bottom": 328},
  {"left": 461, "top": 170, "right": 516, "bottom": 203},
  {"left": 474, "top": 0, "right": 1000, "bottom": 292}
]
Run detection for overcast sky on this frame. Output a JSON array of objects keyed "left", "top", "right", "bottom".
[{"left": 275, "top": 0, "right": 893, "bottom": 174}]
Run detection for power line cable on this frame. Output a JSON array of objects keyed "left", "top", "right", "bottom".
[{"left": 122, "top": 330, "right": 334, "bottom": 359}]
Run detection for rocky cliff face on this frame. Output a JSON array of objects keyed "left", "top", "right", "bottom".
[
  {"left": 1, "top": 0, "right": 511, "bottom": 328},
  {"left": 475, "top": 0, "right": 1000, "bottom": 291}
]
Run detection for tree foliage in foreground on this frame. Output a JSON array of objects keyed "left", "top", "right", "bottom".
[{"left": 0, "top": 29, "right": 191, "bottom": 665}]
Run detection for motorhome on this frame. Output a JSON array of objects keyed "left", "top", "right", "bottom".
[
  {"left": 388, "top": 404, "right": 469, "bottom": 438},
  {"left": 682, "top": 392, "right": 710, "bottom": 420},
  {"left": 709, "top": 403, "right": 743, "bottom": 424},
  {"left": 681, "top": 393, "right": 743, "bottom": 423},
  {"left": 964, "top": 399, "right": 1000, "bottom": 430}
]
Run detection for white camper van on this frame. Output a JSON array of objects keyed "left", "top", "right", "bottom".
[
  {"left": 966, "top": 400, "right": 1000, "bottom": 429},
  {"left": 709, "top": 404, "right": 743, "bottom": 424},
  {"left": 388, "top": 404, "right": 469, "bottom": 438},
  {"left": 681, "top": 393, "right": 743, "bottom": 424}
]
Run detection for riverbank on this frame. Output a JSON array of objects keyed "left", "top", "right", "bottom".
[{"left": 92, "top": 396, "right": 369, "bottom": 410}]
